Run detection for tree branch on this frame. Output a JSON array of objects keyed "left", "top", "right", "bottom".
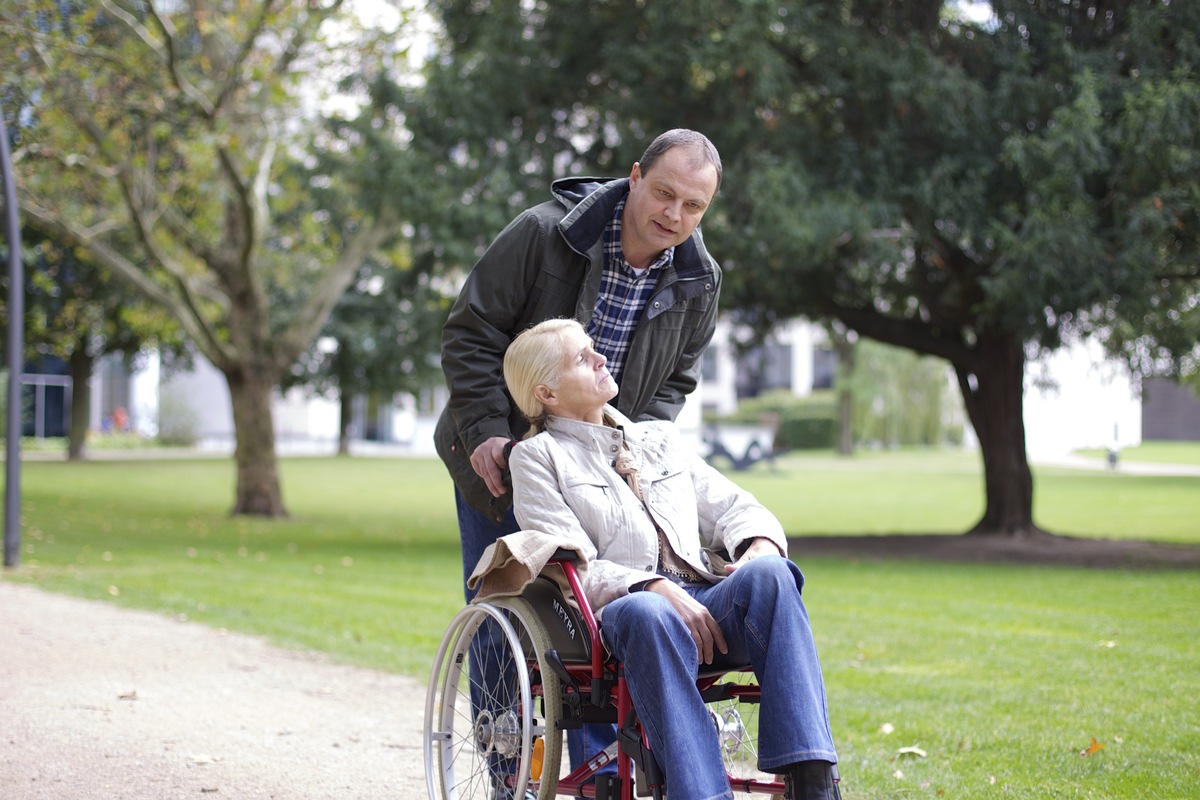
[
  {"left": 19, "top": 199, "right": 234, "bottom": 370},
  {"left": 209, "top": 0, "right": 282, "bottom": 117},
  {"left": 833, "top": 302, "right": 977, "bottom": 370},
  {"left": 265, "top": 0, "right": 349, "bottom": 86},
  {"left": 274, "top": 208, "right": 402, "bottom": 367},
  {"left": 102, "top": 0, "right": 215, "bottom": 118}
]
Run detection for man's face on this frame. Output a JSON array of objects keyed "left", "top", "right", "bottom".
[{"left": 621, "top": 146, "right": 719, "bottom": 267}]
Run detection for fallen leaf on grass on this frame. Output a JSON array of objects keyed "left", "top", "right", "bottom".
[
  {"left": 897, "top": 746, "right": 927, "bottom": 758},
  {"left": 1080, "top": 737, "right": 1106, "bottom": 757}
]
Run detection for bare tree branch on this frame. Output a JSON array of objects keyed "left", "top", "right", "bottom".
[
  {"left": 275, "top": 208, "right": 402, "bottom": 366},
  {"left": 209, "top": 0, "right": 282, "bottom": 118},
  {"left": 100, "top": 0, "right": 215, "bottom": 118},
  {"left": 19, "top": 199, "right": 234, "bottom": 370}
]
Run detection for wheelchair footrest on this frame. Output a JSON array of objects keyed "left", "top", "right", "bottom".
[{"left": 619, "top": 725, "right": 664, "bottom": 799}]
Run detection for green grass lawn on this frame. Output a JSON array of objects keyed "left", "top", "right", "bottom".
[
  {"left": 732, "top": 448, "right": 1200, "bottom": 542},
  {"left": 3, "top": 451, "right": 1198, "bottom": 798},
  {"left": 1074, "top": 440, "right": 1200, "bottom": 466}
]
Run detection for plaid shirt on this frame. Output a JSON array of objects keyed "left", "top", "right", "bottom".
[{"left": 587, "top": 198, "right": 674, "bottom": 388}]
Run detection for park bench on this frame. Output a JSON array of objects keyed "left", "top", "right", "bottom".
[{"left": 701, "top": 423, "right": 780, "bottom": 471}]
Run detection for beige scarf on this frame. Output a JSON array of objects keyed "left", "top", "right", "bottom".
[{"left": 612, "top": 440, "right": 702, "bottom": 584}]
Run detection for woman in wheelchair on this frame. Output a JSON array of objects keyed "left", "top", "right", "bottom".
[{"left": 500, "top": 318, "right": 841, "bottom": 800}]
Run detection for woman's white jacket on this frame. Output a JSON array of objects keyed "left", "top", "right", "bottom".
[{"left": 508, "top": 406, "right": 788, "bottom": 615}]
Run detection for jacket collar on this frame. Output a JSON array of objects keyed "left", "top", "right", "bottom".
[
  {"left": 550, "top": 176, "right": 712, "bottom": 281},
  {"left": 544, "top": 405, "right": 634, "bottom": 458}
]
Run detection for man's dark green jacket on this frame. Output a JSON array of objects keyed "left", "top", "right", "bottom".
[{"left": 435, "top": 175, "right": 722, "bottom": 522}]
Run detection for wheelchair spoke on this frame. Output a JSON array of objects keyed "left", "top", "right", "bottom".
[{"left": 424, "top": 601, "right": 562, "bottom": 800}]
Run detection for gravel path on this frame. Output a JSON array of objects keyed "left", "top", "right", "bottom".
[{"left": 0, "top": 581, "right": 430, "bottom": 800}]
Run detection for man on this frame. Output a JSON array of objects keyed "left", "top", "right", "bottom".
[{"left": 434, "top": 127, "right": 723, "bottom": 777}]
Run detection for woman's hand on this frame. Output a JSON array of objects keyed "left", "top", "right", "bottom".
[
  {"left": 645, "top": 579, "right": 728, "bottom": 665},
  {"left": 724, "top": 537, "right": 784, "bottom": 574}
]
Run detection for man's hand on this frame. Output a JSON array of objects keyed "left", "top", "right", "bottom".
[
  {"left": 724, "top": 537, "right": 783, "bottom": 574},
  {"left": 645, "top": 579, "right": 728, "bottom": 665},
  {"left": 470, "top": 436, "right": 513, "bottom": 498}
]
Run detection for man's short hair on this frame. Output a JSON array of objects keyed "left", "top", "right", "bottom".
[{"left": 638, "top": 129, "right": 723, "bottom": 194}]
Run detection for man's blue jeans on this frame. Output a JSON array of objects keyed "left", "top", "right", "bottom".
[
  {"left": 455, "top": 489, "right": 617, "bottom": 776},
  {"left": 601, "top": 556, "right": 838, "bottom": 800}
]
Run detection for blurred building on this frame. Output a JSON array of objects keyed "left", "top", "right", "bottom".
[{"left": 19, "top": 319, "right": 1199, "bottom": 456}]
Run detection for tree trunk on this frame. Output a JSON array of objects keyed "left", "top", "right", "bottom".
[
  {"left": 337, "top": 389, "right": 352, "bottom": 456},
  {"left": 955, "top": 333, "right": 1048, "bottom": 538},
  {"left": 67, "top": 346, "right": 92, "bottom": 461},
  {"left": 226, "top": 366, "right": 287, "bottom": 517},
  {"left": 833, "top": 333, "right": 855, "bottom": 456}
]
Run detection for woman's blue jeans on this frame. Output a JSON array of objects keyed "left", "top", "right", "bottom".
[
  {"left": 455, "top": 489, "right": 617, "bottom": 778},
  {"left": 601, "top": 556, "right": 838, "bottom": 800}
]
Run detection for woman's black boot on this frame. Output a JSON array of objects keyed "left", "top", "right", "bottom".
[{"left": 783, "top": 760, "right": 842, "bottom": 800}]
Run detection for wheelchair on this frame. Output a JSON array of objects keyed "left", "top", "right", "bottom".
[{"left": 423, "top": 549, "right": 783, "bottom": 800}]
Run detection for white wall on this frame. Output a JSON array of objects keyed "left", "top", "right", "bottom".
[
  {"left": 159, "top": 356, "right": 235, "bottom": 443},
  {"left": 1022, "top": 337, "right": 1141, "bottom": 457},
  {"left": 274, "top": 387, "right": 339, "bottom": 444},
  {"left": 129, "top": 354, "right": 160, "bottom": 437}
]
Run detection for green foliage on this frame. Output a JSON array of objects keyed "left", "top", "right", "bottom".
[
  {"left": 282, "top": 255, "right": 450, "bottom": 403},
  {"left": 156, "top": 385, "right": 200, "bottom": 447},
  {"left": 846, "top": 339, "right": 964, "bottom": 448},
  {"left": 1, "top": 0, "right": 429, "bottom": 509},
  {"left": 776, "top": 415, "right": 837, "bottom": 450},
  {"left": 15, "top": 234, "right": 183, "bottom": 365},
  {"left": 713, "top": 388, "right": 836, "bottom": 424},
  {"left": 709, "top": 389, "right": 839, "bottom": 450},
  {"left": 411, "top": 0, "right": 1200, "bottom": 531}
]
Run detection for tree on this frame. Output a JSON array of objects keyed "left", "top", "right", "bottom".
[
  {"left": 844, "top": 339, "right": 961, "bottom": 450},
  {"left": 411, "top": 0, "right": 1200, "bottom": 536},
  {"left": 2, "top": 1, "right": 415, "bottom": 515},
  {"left": 14, "top": 233, "right": 185, "bottom": 460},
  {"left": 284, "top": 253, "right": 449, "bottom": 455}
]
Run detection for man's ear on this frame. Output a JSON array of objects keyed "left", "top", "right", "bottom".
[{"left": 534, "top": 384, "right": 558, "bottom": 408}]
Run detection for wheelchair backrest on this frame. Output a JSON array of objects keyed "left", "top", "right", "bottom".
[{"left": 519, "top": 575, "right": 592, "bottom": 664}]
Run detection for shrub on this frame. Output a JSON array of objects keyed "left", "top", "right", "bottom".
[
  {"left": 776, "top": 415, "right": 836, "bottom": 450},
  {"left": 156, "top": 387, "right": 199, "bottom": 447},
  {"left": 708, "top": 389, "right": 838, "bottom": 451}
]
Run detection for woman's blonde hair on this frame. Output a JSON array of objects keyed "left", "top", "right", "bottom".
[{"left": 503, "top": 318, "right": 581, "bottom": 436}]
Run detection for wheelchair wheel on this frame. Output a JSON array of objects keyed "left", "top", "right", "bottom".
[
  {"left": 707, "top": 672, "right": 772, "bottom": 796},
  {"left": 424, "top": 599, "right": 563, "bottom": 800}
]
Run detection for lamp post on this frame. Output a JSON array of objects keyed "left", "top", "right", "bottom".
[{"left": 1, "top": 108, "right": 22, "bottom": 569}]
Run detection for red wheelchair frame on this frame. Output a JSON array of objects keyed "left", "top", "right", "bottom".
[{"left": 424, "top": 548, "right": 785, "bottom": 800}]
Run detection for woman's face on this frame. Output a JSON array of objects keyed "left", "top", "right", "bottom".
[{"left": 543, "top": 326, "right": 619, "bottom": 423}]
